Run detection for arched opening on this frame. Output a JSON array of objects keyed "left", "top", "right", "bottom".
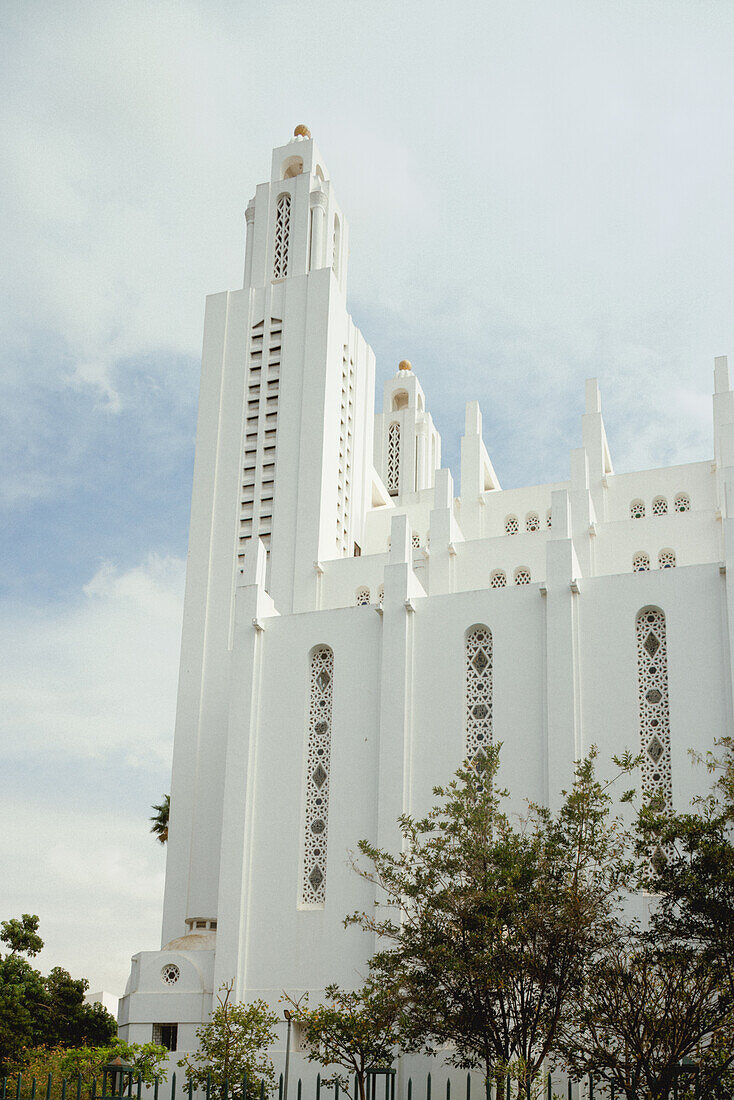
[
  {"left": 392, "top": 390, "right": 409, "bottom": 411},
  {"left": 281, "top": 156, "right": 304, "bottom": 179}
]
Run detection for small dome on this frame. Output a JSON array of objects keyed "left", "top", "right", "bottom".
[
  {"left": 294, "top": 124, "right": 311, "bottom": 139},
  {"left": 398, "top": 360, "right": 412, "bottom": 372},
  {"left": 162, "top": 932, "right": 216, "bottom": 951}
]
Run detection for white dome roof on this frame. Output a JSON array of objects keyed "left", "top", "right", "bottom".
[{"left": 162, "top": 932, "right": 216, "bottom": 951}]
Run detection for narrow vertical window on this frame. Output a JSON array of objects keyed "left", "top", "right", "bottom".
[
  {"left": 387, "top": 422, "right": 400, "bottom": 496},
  {"left": 273, "top": 194, "right": 291, "bottom": 279},
  {"left": 302, "top": 647, "right": 333, "bottom": 905},
  {"left": 465, "top": 626, "right": 493, "bottom": 763},
  {"left": 636, "top": 608, "right": 672, "bottom": 822},
  {"left": 332, "top": 215, "right": 341, "bottom": 278}
]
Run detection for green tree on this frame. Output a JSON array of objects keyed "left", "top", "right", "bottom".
[
  {"left": 179, "top": 982, "right": 279, "bottom": 1099},
  {"left": 0, "top": 916, "right": 117, "bottom": 1075},
  {"left": 561, "top": 933, "right": 734, "bottom": 1100},
  {"left": 150, "top": 795, "right": 170, "bottom": 844},
  {"left": 286, "top": 983, "right": 398, "bottom": 1100},
  {"left": 19, "top": 1039, "right": 168, "bottom": 1099},
  {"left": 347, "top": 745, "right": 632, "bottom": 1089},
  {"left": 1, "top": 915, "right": 44, "bottom": 958}
]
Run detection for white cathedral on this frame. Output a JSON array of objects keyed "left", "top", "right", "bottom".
[{"left": 118, "top": 126, "right": 733, "bottom": 1058}]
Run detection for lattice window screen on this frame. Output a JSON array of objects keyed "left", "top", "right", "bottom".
[
  {"left": 465, "top": 626, "right": 493, "bottom": 763},
  {"left": 387, "top": 423, "right": 400, "bottom": 496},
  {"left": 274, "top": 195, "right": 291, "bottom": 279},
  {"left": 636, "top": 608, "right": 673, "bottom": 816},
  {"left": 302, "top": 647, "right": 334, "bottom": 905}
]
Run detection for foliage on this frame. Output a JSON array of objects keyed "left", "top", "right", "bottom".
[
  {"left": 150, "top": 795, "right": 170, "bottom": 845},
  {"left": 347, "top": 745, "right": 633, "bottom": 1086},
  {"left": 179, "top": 982, "right": 279, "bottom": 1099},
  {"left": 561, "top": 933, "right": 734, "bottom": 1100},
  {"left": 286, "top": 983, "right": 398, "bottom": 1100},
  {"left": 1, "top": 916, "right": 44, "bottom": 958},
  {"left": 0, "top": 916, "right": 117, "bottom": 1076},
  {"left": 14, "top": 1040, "right": 168, "bottom": 1098}
]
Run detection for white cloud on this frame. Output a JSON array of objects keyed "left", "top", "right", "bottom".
[{"left": 1, "top": 555, "right": 185, "bottom": 768}]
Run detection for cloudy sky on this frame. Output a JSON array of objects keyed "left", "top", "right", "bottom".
[{"left": 2, "top": 0, "right": 733, "bottom": 996}]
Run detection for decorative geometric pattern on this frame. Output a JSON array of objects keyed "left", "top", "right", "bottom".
[
  {"left": 355, "top": 587, "right": 370, "bottom": 605},
  {"left": 630, "top": 501, "right": 645, "bottom": 519},
  {"left": 412, "top": 534, "right": 421, "bottom": 548},
  {"left": 633, "top": 552, "right": 650, "bottom": 572},
  {"left": 377, "top": 585, "right": 384, "bottom": 607},
  {"left": 273, "top": 194, "right": 291, "bottom": 279},
  {"left": 302, "top": 647, "right": 333, "bottom": 905},
  {"left": 465, "top": 626, "right": 493, "bottom": 762},
  {"left": 674, "top": 493, "right": 690, "bottom": 512},
  {"left": 505, "top": 515, "right": 518, "bottom": 535},
  {"left": 526, "top": 513, "right": 540, "bottom": 532},
  {"left": 387, "top": 422, "right": 400, "bottom": 496},
  {"left": 161, "top": 964, "right": 180, "bottom": 986},
  {"left": 652, "top": 497, "right": 668, "bottom": 516},
  {"left": 636, "top": 608, "right": 672, "bottom": 812},
  {"left": 546, "top": 510, "right": 552, "bottom": 529},
  {"left": 514, "top": 568, "right": 531, "bottom": 585},
  {"left": 658, "top": 549, "right": 676, "bottom": 569},
  {"left": 490, "top": 570, "right": 506, "bottom": 588},
  {"left": 336, "top": 347, "right": 354, "bottom": 553}
]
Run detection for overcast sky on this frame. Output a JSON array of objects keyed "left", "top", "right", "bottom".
[{"left": 2, "top": 0, "right": 733, "bottom": 996}]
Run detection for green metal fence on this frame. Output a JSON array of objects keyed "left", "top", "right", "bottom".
[{"left": 0, "top": 1070, "right": 727, "bottom": 1100}]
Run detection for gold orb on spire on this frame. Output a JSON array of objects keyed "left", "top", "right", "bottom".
[
  {"left": 294, "top": 124, "right": 311, "bottom": 139},
  {"left": 399, "top": 359, "right": 412, "bottom": 372}
]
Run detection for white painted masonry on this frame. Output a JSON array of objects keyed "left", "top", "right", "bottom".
[{"left": 118, "top": 129, "right": 733, "bottom": 1068}]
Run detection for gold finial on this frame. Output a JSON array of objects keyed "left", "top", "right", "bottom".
[
  {"left": 398, "top": 359, "right": 412, "bottom": 372},
  {"left": 294, "top": 124, "right": 311, "bottom": 139}
]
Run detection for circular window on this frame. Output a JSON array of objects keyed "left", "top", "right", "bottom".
[{"left": 161, "top": 963, "right": 180, "bottom": 986}]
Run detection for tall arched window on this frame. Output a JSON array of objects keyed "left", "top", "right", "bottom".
[
  {"left": 387, "top": 422, "right": 400, "bottom": 496},
  {"left": 302, "top": 646, "right": 334, "bottom": 905},
  {"left": 636, "top": 608, "right": 672, "bottom": 817},
  {"left": 273, "top": 194, "right": 291, "bottom": 279},
  {"left": 465, "top": 626, "right": 493, "bottom": 763}
]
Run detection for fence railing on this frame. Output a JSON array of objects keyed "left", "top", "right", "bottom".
[{"left": 0, "top": 1070, "right": 725, "bottom": 1100}]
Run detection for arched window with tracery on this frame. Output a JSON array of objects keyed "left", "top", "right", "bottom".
[
  {"left": 355, "top": 587, "right": 370, "bottom": 605},
  {"left": 630, "top": 500, "right": 645, "bottom": 519},
  {"left": 273, "top": 194, "right": 291, "bottom": 279},
  {"left": 302, "top": 646, "right": 334, "bottom": 905},
  {"left": 490, "top": 570, "right": 506, "bottom": 588},
  {"left": 674, "top": 493, "right": 690, "bottom": 513},
  {"left": 514, "top": 567, "right": 531, "bottom": 585},
  {"left": 658, "top": 549, "right": 676, "bottom": 569},
  {"left": 387, "top": 423, "right": 400, "bottom": 496},
  {"left": 465, "top": 626, "right": 493, "bottom": 763},
  {"left": 505, "top": 515, "right": 518, "bottom": 535},
  {"left": 633, "top": 552, "right": 650, "bottom": 572},
  {"left": 526, "top": 512, "right": 540, "bottom": 532},
  {"left": 652, "top": 496, "right": 668, "bottom": 516},
  {"left": 636, "top": 608, "right": 672, "bottom": 822}
]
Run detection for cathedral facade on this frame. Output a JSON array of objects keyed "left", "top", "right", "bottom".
[{"left": 118, "top": 128, "right": 733, "bottom": 1058}]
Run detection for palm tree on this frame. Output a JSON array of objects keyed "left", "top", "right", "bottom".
[{"left": 150, "top": 794, "right": 170, "bottom": 844}]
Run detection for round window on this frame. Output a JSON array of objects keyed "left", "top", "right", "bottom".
[{"left": 161, "top": 963, "right": 180, "bottom": 986}]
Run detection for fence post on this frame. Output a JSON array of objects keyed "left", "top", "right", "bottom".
[
  {"left": 76, "top": 1075, "right": 82, "bottom": 1100},
  {"left": 172, "top": 1073, "right": 176, "bottom": 1100},
  {"left": 46, "top": 1075, "right": 52, "bottom": 1100},
  {"left": 137, "top": 1075, "right": 142, "bottom": 1100},
  {"left": 588, "top": 1079, "right": 593, "bottom": 1100},
  {"left": 205, "top": 1074, "right": 209, "bottom": 1100},
  {"left": 447, "top": 1081, "right": 451, "bottom": 1100},
  {"left": 90, "top": 1079, "right": 95, "bottom": 1100},
  {"left": 408, "top": 1080, "right": 412, "bottom": 1100},
  {"left": 546, "top": 1075, "right": 551, "bottom": 1100},
  {"left": 243, "top": 1076, "right": 248, "bottom": 1100},
  {"left": 427, "top": 1073, "right": 432, "bottom": 1100},
  {"left": 335, "top": 1081, "right": 339, "bottom": 1100},
  {"left": 316, "top": 1075, "right": 320, "bottom": 1100},
  {"left": 567, "top": 1079, "right": 571, "bottom": 1100},
  {"left": 31, "top": 1077, "right": 37, "bottom": 1100},
  {"left": 15, "top": 1076, "right": 22, "bottom": 1100},
  {"left": 62, "top": 1081, "right": 67, "bottom": 1100},
  {"left": 297, "top": 1081, "right": 302, "bottom": 1100},
  {"left": 466, "top": 1074, "right": 471, "bottom": 1100}
]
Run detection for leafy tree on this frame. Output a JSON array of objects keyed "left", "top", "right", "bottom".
[
  {"left": 561, "top": 933, "right": 734, "bottom": 1100},
  {"left": 179, "top": 982, "right": 279, "bottom": 1099},
  {"left": 286, "top": 983, "right": 398, "bottom": 1100},
  {"left": 0, "top": 916, "right": 117, "bottom": 1075},
  {"left": 347, "top": 745, "right": 632, "bottom": 1089},
  {"left": 1, "top": 915, "right": 44, "bottom": 958},
  {"left": 150, "top": 795, "right": 170, "bottom": 844},
  {"left": 19, "top": 1040, "right": 168, "bottom": 1099}
]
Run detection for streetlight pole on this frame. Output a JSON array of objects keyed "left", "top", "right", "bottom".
[{"left": 283, "top": 1009, "right": 293, "bottom": 1100}]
